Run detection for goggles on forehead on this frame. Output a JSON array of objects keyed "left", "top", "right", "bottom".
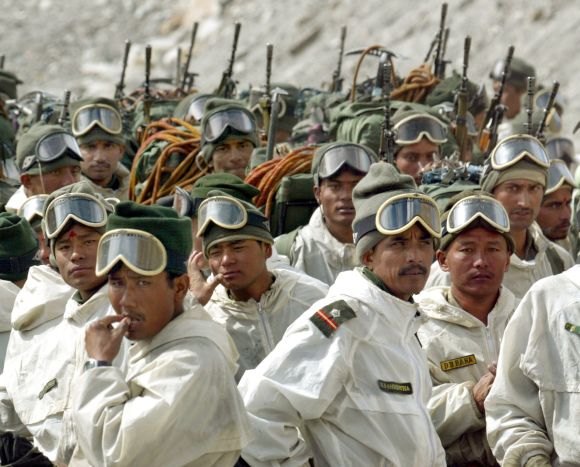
[
  {"left": 445, "top": 194, "right": 510, "bottom": 236},
  {"left": 18, "top": 194, "right": 49, "bottom": 224},
  {"left": 394, "top": 114, "right": 447, "bottom": 145},
  {"left": 546, "top": 137, "right": 575, "bottom": 162},
  {"left": 186, "top": 96, "right": 211, "bottom": 122},
  {"left": 196, "top": 195, "right": 268, "bottom": 237},
  {"left": 44, "top": 193, "right": 108, "bottom": 240},
  {"left": 71, "top": 104, "right": 123, "bottom": 137},
  {"left": 96, "top": 229, "right": 167, "bottom": 277},
  {"left": 202, "top": 108, "right": 256, "bottom": 143},
  {"left": 21, "top": 132, "right": 83, "bottom": 172},
  {"left": 546, "top": 159, "right": 576, "bottom": 195},
  {"left": 172, "top": 186, "right": 201, "bottom": 218},
  {"left": 353, "top": 193, "right": 441, "bottom": 243},
  {"left": 490, "top": 134, "right": 550, "bottom": 170},
  {"left": 317, "top": 144, "right": 374, "bottom": 180}
]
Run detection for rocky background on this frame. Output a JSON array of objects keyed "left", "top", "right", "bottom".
[{"left": 1, "top": 0, "right": 578, "bottom": 142}]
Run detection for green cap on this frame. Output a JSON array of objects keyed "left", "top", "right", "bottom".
[
  {"left": 107, "top": 201, "right": 193, "bottom": 275},
  {"left": 0, "top": 213, "right": 39, "bottom": 282},
  {"left": 426, "top": 72, "right": 489, "bottom": 117},
  {"left": 0, "top": 70, "right": 22, "bottom": 100},
  {"left": 69, "top": 97, "right": 125, "bottom": 146},
  {"left": 490, "top": 56, "right": 535, "bottom": 91},
  {"left": 481, "top": 159, "right": 548, "bottom": 193},
  {"left": 201, "top": 190, "right": 273, "bottom": 258},
  {"left": 189, "top": 173, "right": 260, "bottom": 214},
  {"left": 352, "top": 162, "right": 420, "bottom": 260}
]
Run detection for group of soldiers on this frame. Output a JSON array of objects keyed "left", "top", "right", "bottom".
[{"left": 0, "top": 12, "right": 578, "bottom": 467}]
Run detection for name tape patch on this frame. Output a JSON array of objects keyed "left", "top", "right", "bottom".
[
  {"left": 440, "top": 354, "right": 477, "bottom": 372},
  {"left": 38, "top": 378, "right": 58, "bottom": 400},
  {"left": 377, "top": 380, "right": 413, "bottom": 395}
]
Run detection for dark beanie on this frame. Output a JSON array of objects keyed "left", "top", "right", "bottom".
[{"left": 0, "top": 213, "right": 39, "bottom": 282}]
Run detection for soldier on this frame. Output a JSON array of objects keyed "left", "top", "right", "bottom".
[
  {"left": 200, "top": 100, "right": 260, "bottom": 179},
  {"left": 489, "top": 56, "right": 535, "bottom": 120},
  {"left": 17, "top": 194, "right": 50, "bottom": 264},
  {"left": 0, "top": 213, "right": 39, "bottom": 367},
  {"left": 70, "top": 97, "right": 130, "bottom": 200},
  {"left": 238, "top": 163, "right": 446, "bottom": 466},
  {"left": 5, "top": 123, "right": 82, "bottom": 212},
  {"left": 416, "top": 193, "right": 516, "bottom": 466},
  {"left": 486, "top": 264, "right": 580, "bottom": 465},
  {"left": 71, "top": 202, "right": 250, "bottom": 466},
  {"left": 0, "top": 182, "right": 116, "bottom": 464},
  {"left": 275, "top": 142, "right": 377, "bottom": 285},
  {"left": 427, "top": 135, "right": 573, "bottom": 300},
  {"left": 192, "top": 192, "right": 328, "bottom": 379}
]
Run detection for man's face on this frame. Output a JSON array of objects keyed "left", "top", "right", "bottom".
[
  {"left": 493, "top": 81, "right": 524, "bottom": 119},
  {"left": 314, "top": 169, "right": 365, "bottom": 235},
  {"left": 536, "top": 187, "right": 573, "bottom": 240},
  {"left": 493, "top": 179, "right": 544, "bottom": 232},
  {"left": 54, "top": 223, "right": 105, "bottom": 297},
  {"left": 395, "top": 138, "right": 439, "bottom": 184},
  {"left": 362, "top": 224, "right": 434, "bottom": 301},
  {"left": 438, "top": 227, "right": 510, "bottom": 301},
  {"left": 23, "top": 165, "right": 81, "bottom": 195},
  {"left": 207, "top": 239, "right": 271, "bottom": 293},
  {"left": 108, "top": 265, "right": 187, "bottom": 340},
  {"left": 80, "top": 140, "right": 124, "bottom": 186},
  {"left": 211, "top": 138, "right": 254, "bottom": 179}
]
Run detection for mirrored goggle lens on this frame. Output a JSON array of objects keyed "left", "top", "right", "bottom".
[
  {"left": 197, "top": 196, "right": 247, "bottom": 236},
  {"left": 491, "top": 136, "right": 550, "bottom": 169},
  {"left": 546, "top": 138, "right": 575, "bottom": 161},
  {"left": 187, "top": 96, "right": 210, "bottom": 122},
  {"left": 535, "top": 90, "right": 564, "bottom": 113},
  {"left": 203, "top": 109, "right": 255, "bottom": 142},
  {"left": 96, "top": 229, "right": 167, "bottom": 277},
  {"left": 18, "top": 195, "right": 48, "bottom": 223},
  {"left": 447, "top": 196, "right": 510, "bottom": 234},
  {"left": 490, "top": 59, "right": 506, "bottom": 81},
  {"left": 45, "top": 195, "right": 107, "bottom": 239},
  {"left": 72, "top": 105, "right": 123, "bottom": 136},
  {"left": 36, "top": 132, "right": 82, "bottom": 163},
  {"left": 377, "top": 195, "right": 441, "bottom": 238},
  {"left": 547, "top": 160, "right": 576, "bottom": 192},
  {"left": 318, "top": 145, "right": 373, "bottom": 179},
  {"left": 394, "top": 116, "right": 447, "bottom": 145},
  {"left": 172, "top": 186, "right": 194, "bottom": 217}
]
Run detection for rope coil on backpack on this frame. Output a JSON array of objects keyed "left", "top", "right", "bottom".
[{"left": 391, "top": 63, "right": 440, "bottom": 103}]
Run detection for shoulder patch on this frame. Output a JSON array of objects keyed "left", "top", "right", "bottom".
[
  {"left": 440, "top": 354, "right": 477, "bottom": 372},
  {"left": 310, "top": 300, "right": 356, "bottom": 338}
]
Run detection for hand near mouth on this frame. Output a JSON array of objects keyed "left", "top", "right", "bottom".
[{"left": 85, "top": 314, "right": 130, "bottom": 361}]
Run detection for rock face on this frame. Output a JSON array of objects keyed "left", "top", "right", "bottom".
[{"left": 1, "top": 0, "right": 578, "bottom": 141}]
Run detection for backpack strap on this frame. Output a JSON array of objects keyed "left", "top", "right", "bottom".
[{"left": 274, "top": 226, "right": 302, "bottom": 262}]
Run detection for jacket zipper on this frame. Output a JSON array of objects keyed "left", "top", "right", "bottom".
[{"left": 257, "top": 302, "right": 275, "bottom": 354}]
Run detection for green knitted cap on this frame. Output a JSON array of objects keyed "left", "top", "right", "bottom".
[
  {"left": 107, "top": 201, "right": 193, "bottom": 275},
  {"left": 0, "top": 213, "right": 39, "bottom": 281},
  {"left": 70, "top": 97, "right": 125, "bottom": 146},
  {"left": 481, "top": 159, "right": 548, "bottom": 193},
  {"left": 352, "top": 162, "right": 421, "bottom": 260},
  {"left": 201, "top": 190, "right": 273, "bottom": 257},
  {"left": 190, "top": 173, "right": 260, "bottom": 207},
  {"left": 490, "top": 56, "right": 535, "bottom": 91}
]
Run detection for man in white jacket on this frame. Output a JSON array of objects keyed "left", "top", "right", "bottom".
[
  {"left": 71, "top": 201, "right": 250, "bottom": 467},
  {"left": 193, "top": 191, "right": 328, "bottom": 380},
  {"left": 238, "top": 162, "right": 446, "bottom": 466},
  {"left": 416, "top": 193, "right": 517, "bottom": 466},
  {"left": 0, "top": 181, "right": 115, "bottom": 464},
  {"left": 485, "top": 265, "right": 580, "bottom": 466},
  {"left": 426, "top": 135, "right": 573, "bottom": 300}
]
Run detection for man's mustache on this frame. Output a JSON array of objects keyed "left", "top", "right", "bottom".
[{"left": 399, "top": 264, "right": 428, "bottom": 276}]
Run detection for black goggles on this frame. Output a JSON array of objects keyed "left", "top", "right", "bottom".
[
  {"left": 490, "top": 135, "right": 550, "bottom": 170},
  {"left": 444, "top": 195, "right": 510, "bottom": 236},
  {"left": 394, "top": 114, "right": 447, "bottom": 145},
  {"left": 546, "top": 159, "right": 576, "bottom": 194},
  {"left": 44, "top": 193, "right": 108, "bottom": 240},
  {"left": 202, "top": 109, "right": 256, "bottom": 143},
  {"left": 172, "top": 186, "right": 202, "bottom": 218},
  {"left": 21, "top": 132, "right": 83, "bottom": 172},
  {"left": 317, "top": 144, "right": 374, "bottom": 180},
  {"left": 18, "top": 195, "right": 48, "bottom": 224},
  {"left": 546, "top": 137, "right": 575, "bottom": 162},
  {"left": 71, "top": 104, "right": 123, "bottom": 137}
]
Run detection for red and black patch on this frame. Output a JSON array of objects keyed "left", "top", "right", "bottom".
[{"left": 310, "top": 300, "right": 356, "bottom": 338}]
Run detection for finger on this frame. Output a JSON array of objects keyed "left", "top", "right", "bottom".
[
  {"left": 111, "top": 317, "right": 131, "bottom": 339},
  {"left": 193, "top": 251, "right": 207, "bottom": 268},
  {"left": 209, "top": 273, "right": 224, "bottom": 288},
  {"left": 97, "top": 314, "right": 126, "bottom": 327},
  {"left": 488, "top": 362, "right": 497, "bottom": 375}
]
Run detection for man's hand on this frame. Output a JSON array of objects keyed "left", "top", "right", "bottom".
[
  {"left": 187, "top": 251, "right": 223, "bottom": 307},
  {"left": 473, "top": 364, "right": 497, "bottom": 414},
  {"left": 85, "top": 315, "right": 129, "bottom": 361}
]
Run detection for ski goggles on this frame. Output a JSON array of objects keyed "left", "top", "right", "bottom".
[
  {"left": 186, "top": 95, "right": 211, "bottom": 122},
  {"left": 18, "top": 194, "right": 48, "bottom": 224},
  {"left": 546, "top": 159, "right": 576, "bottom": 194},
  {"left": 444, "top": 195, "right": 510, "bottom": 236},
  {"left": 490, "top": 135, "right": 550, "bottom": 170},
  {"left": 202, "top": 108, "right": 256, "bottom": 143},
  {"left": 317, "top": 144, "right": 374, "bottom": 180},
  {"left": 196, "top": 195, "right": 268, "bottom": 237},
  {"left": 71, "top": 104, "right": 123, "bottom": 137},
  {"left": 535, "top": 89, "right": 565, "bottom": 115},
  {"left": 21, "top": 132, "right": 83, "bottom": 172},
  {"left": 394, "top": 114, "right": 447, "bottom": 145},
  {"left": 96, "top": 228, "right": 167, "bottom": 277},
  {"left": 546, "top": 137, "right": 575, "bottom": 162},
  {"left": 353, "top": 193, "right": 441, "bottom": 243},
  {"left": 172, "top": 186, "right": 201, "bottom": 217},
  {"left": 44, "top": 193, "right": 108, "bottom": 240}
]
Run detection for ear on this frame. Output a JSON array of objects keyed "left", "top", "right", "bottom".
[
  {"left": 313, "top": 185, "right": 320, "bottom": 204},
  {"left": 173, "top": 273, "right": 190, "bottom": 302},
  {"left": 264, "top": 242, "right": 273, "bottom": 259},
  {"left": 361, "top": 248, "right": 374, "bottom": 270},
  {"left": 436, "top": 250, "right": 449, "bottom": 272},
  {"left": 20, "top": 173, "right": 32, "bottom": 190},
  {"left": 504, "top": 252, "right": 511, "bottom": 272}
]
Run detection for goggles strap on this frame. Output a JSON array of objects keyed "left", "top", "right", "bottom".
[{"left": 0, "top": 250, "right": 40, "bottom": 275}]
